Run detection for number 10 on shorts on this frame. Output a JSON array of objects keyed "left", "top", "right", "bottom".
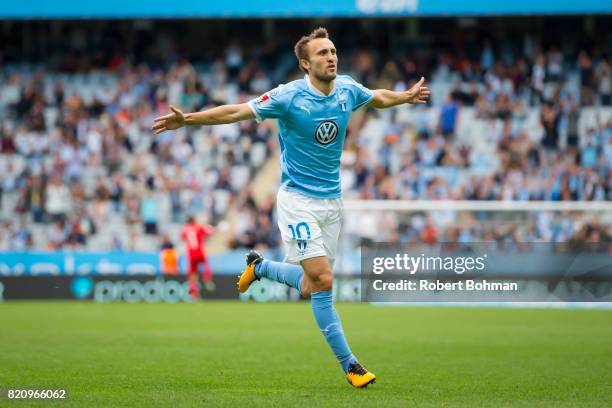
[{"left": 288, "top": 222, "right": 311, "bottom": 252}]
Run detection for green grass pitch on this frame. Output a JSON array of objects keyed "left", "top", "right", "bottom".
[{"left": 1, "top": 301, "right": 611, "bottom": 407}]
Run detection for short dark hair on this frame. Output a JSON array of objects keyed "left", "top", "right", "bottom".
[{"left": 294, "top": 27, "right": 329, "bottom": 73}]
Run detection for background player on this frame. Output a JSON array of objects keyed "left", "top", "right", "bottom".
[
  {"left": 153, "top": 27, "right": 430, "bottom": 387},
  {"left": 180, "top": 215, "right": 215, "bottom": 298}
]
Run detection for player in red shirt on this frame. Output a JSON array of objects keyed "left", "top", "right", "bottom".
[{"left": 180, "top": 215, "right": 215, "bottom": 299}]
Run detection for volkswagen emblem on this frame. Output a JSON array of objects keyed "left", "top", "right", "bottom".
[{"left": 314, "top": 121, "right": 339, "bottom": 145}]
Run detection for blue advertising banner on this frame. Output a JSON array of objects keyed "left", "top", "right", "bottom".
[
  {"left": 0, "top": 251, "right": 161, "bottom": 276},
  {"left": 0, "top": 250, "right": 360, "bottom": 276},
  {"left": 0, "top": 251, "right": 259, "bottom": 276},
  {"left": 1, "top": 0, "right": 610, "bottom": 19}
]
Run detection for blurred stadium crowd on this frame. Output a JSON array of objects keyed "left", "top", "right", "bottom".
[{"left": 0, "top": 19, "right": 610, "bottom": 252}]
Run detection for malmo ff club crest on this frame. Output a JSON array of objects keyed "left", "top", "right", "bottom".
[{"left": 314, "top": 121, "right": 339, "bottom": 145}]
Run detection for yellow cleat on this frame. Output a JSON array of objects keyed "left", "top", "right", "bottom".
[
  {"left": 237, "top": 250, "right": 263, "bottom": 293},
  {"left": 346, "top": 362, "right": 376, "bottom": 388}
]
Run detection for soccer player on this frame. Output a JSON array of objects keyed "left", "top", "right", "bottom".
[
  {"left": 152, "top": 27, "right": 430, "bottom": 387},
  {"left": 180, "top": 215, "right": 215, "bottom": 298}
]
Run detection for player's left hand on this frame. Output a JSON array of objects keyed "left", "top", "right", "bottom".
[{"left": 406, "top": 77, "right": 431, "bottom": 104}]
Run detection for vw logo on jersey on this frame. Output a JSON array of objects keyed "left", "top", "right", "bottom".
[{"left": 314, "top": 121, "right": 339, "bottom": 145}]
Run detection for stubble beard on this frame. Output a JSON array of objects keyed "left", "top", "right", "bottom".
[{"left": 313, "top": 70, "right": 336, "bottom": 83}]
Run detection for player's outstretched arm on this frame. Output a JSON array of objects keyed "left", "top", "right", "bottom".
[
  {"left": 151, "top": 103, "right": 255, "bottom": 134},
  {"left": 367, "top": 77, "right": 431, "bottom": 109}
]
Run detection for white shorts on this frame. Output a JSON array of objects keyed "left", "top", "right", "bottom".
[{"left": 276, "top": 188, "right": 343, "bottom": 266}]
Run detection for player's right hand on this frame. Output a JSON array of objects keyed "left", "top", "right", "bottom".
[{"left": 152, "top": 105, "right": 185, "bottom": 134}]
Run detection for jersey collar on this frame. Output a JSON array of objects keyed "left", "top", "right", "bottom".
[{"left": 305, "top": 74, "right": 336, "bottom": 97}]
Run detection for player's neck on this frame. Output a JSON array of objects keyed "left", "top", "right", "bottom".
[{"left": 307, "top": 74, "right": 334, "bottom": 96}]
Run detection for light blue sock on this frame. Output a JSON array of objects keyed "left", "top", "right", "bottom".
[
  {"left": 311, "top": 291, "right": 357, "bottom": 373},
  {"left": 255, "top": 260, "right": 303, "bottom": 292}
]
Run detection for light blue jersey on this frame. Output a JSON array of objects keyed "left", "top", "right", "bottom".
[{"left": 248, "top": 74, "right": 373, "bottom": 199}]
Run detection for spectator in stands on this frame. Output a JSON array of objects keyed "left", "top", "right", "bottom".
[
  {"left": 65, "top": 219, "right": 87, "bottom": 248},
  {"left": 45, "top": 174, "right": 71, "bottom": 223},
  {"left": 0, "top": 220, "right": 12, "bottom": 250},
  {"left": 579, "top": 51, "right": 596, "bottom": 106},
  {"left": 12, "top": 219, "right": 33, "bottom": 250},
  {"left": 597, "top": 58, "right": 611, "bottom": 105},
  {"left": 439, "top": 94, "right": 460, "bottom": 138},
  {"left": 540, "top": 100, "right": 561, "bottom": 150},
  {"left": 0, "top": 127, "right": 16, "bottom": 153},
  {"left": 48, "top": 219, "right": 67, "bottom": 250},
  {"left": 530, "top": 54, "right": 546, "bottom": 105},
  {"left": 17, "top": 175, "right": 45, "bottom": 223},
  {"left": 563, "top": 94, "right": 581, "bottom": 148},
  {"left": 140, "top": 189, "right": 159, "bottom": 235}
]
